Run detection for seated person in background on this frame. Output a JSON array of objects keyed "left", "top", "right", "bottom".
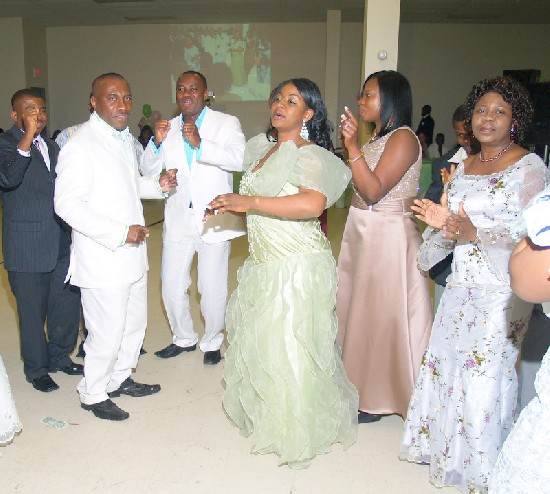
[
  {"left": 417, "top": 131, "right": 429, "bottom": 159},
  {"left": 138, "top": 125, "right": 153, "bottom": 149},
  {"left": 427, "top": 132, "right": 448, "bottom": 159}
]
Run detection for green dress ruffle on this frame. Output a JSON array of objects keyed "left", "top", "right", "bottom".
[{"left": 222, "top": 134, "right": 358, "bottom": 468}]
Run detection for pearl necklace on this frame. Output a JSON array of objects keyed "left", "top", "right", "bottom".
[{"left": 479, "top": 141, "right": 513, "bottom": 163}]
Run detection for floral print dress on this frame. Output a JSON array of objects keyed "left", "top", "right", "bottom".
[
  {"left": 489, "top": 184, "right": 550, "bottom": 493},
  {"left": 400, "top": 154, "right": 547, "bottom": 493}
]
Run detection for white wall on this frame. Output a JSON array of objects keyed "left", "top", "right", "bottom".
[
  {"left": 0, "top": 18, "right": 26, "bottom": 130},
  {"left": 398, "top": 23, "right": 550, "bottom": 146},
  {"left": 7, "top": 19, "right": 548, "bottom": 145},
  {"left": 47, "top": 23, "right": 361, "bottom": 140},
  {"left": 22, "top": 19, "right": 49, "bottom": 98}
]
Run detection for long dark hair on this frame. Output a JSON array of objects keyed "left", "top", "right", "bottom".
[
  {"left": 267, "top": 78, "right": 333, "bottom": 149},
  {"left": 363, "top": 70, "right": 412, "bottom": 138}
]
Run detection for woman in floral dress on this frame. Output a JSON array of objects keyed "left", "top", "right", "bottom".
[
  {"left": 0, "top": 354, "right": 21, "bottom": 445},
  {"left": 400, "top": 76, "right": 547, "bottom": 493}
]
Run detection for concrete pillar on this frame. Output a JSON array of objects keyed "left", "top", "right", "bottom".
[
  {"left": 362, "top": 0, "right": 400, "bottom": 77},
  {"left": 324, "top": 10, "right": 342, "bottom": 144},
  {"left": 358, "top": 0, "right": 401, "bottom": 144}
]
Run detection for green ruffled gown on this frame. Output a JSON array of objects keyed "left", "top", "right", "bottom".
[{"left": 222, "top": 134, "right": 358, "bottom": 468}]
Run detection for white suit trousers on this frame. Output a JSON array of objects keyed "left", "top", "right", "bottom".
[
  {"left": 162, "top": 232, "right": 229, "bottom": 352},
  {"left": 77, "top": 274, "right": 147, "bottom": 405}
]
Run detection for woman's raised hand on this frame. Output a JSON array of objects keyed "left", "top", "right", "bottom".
[
  {"left": 411, "top": 198, "right": 451, "bottom": 230},
  {"left": 340, "top": 106, "right": 360, "bottom": 153},
  {"left": 443, "top": 203, "right": 477, "bottom": 242}
]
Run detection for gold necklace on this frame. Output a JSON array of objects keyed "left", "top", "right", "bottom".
[
  {"left": 369, "top": 134, "right": 380, "bottom": 144},
  {"left": 479, "top": 141, "right": 513, "bottom": 162}
]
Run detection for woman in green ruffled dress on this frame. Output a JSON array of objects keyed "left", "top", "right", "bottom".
[{"left": 206, "top": 78, "right": 358, "bottom": 468}]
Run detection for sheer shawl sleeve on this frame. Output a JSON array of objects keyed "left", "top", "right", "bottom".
[
  {"left": 243, "top": 135, "right": 351, "bottom": 205},
  {"left": 243, "top": 133, "right": 273, "bottom": 172},
  {"left": 288, "top": 145, "right": 351, "bottom": 208},
  {"left": 475, "top": 155, "right": 547, "bottom": 283},
  {"left": 418, "top": 227, "right": 456, "bottom": 271},
  {"left": 523, "top": 183, "right": 550, "bottom": 247},
  {"left": 418, "top": 155, "right": 548, "bottom": 275}
]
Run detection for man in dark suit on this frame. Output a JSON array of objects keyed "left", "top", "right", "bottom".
[
  {"left": 0, "top": 88, "right": 82, "bottom": 392},
  {"left": 416, "top": 104, "right": 435, "bottom": 146}
]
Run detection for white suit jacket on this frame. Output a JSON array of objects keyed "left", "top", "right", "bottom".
[
  {"left": 140, "top": 107, "right": 246, "bottom": 244},
  {"left": 54, "top": 114, "right": 164, "bottom": 288}
]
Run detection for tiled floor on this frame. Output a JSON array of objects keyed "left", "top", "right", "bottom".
[{"left": 0, "top": 202, "right": 451, "bottom": 493}]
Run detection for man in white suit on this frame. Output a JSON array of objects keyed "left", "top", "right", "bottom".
[
  {"left": 140, "top": 71, "right": 245, "bottom": 365},
  {"left": 55, "top": 73, "right": 177, "bottom": 421}
]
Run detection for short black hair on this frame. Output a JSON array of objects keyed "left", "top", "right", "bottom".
[
  {"left": 178, "top": 71, "right": 208, "bottom": 89},
  {"left": 363, "top": 71, "right": 412, "bottom": 137},
  {"left": 452, "top": 105, "right": 467, "bottom": 123},
  {"left": 268, "top": 77, "right": 332, "bottom": 150},
  {"left": 11, "top": 88, "right": 44, "bottom": 110},
  {"left": 91, "top": 72, "right": 127, "bottom": 96},
  {"left": 463, "top": 76, "right": 534, "bottom": 141}
]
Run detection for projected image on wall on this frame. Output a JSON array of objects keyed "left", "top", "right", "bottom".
[{"left": 170, "top": 24, "right": 271, "bottom": 102}]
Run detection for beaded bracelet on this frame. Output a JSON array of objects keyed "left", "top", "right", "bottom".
[{"left": 347, "top": 152, "right": 364, "bottom": 164}]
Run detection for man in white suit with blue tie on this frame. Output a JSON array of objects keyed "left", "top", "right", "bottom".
[
  {"left": 140, "top": 71, "right": 245, "bottom": 365},
  {"left": 55, "top": 73, "right": 177, "bottom": 421}
]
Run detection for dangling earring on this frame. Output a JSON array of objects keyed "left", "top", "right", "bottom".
[
  {"left": 300, "top": 120, "right": 310, "bottom": 141},
  {"left": 510, "top": 124, "right": 517, "bottom": 141}
]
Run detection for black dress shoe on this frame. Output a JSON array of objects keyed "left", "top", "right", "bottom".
[
  {"left": 154, "top": 343, "right": 196, "bottom": 359},
  {"left": 26, "top": 374, "right": 59, "bottom": 393},
  {"left": 358, "top": 411, "right": 383, "bottom": 424},
  {"left": 108, "top": 377, "right": 161, "bottom": 398},
  {"left": 139, "top": 347, "right": 147, "bottom": 355},
  {"left": 81, "top": 399, "right": 129, "bottom": 421},
  {"left": 51, "top": 361, "right": 84, "bottom": 375},
  {"left": 203, "top": 350, "right": 222, "bottom": 365}
]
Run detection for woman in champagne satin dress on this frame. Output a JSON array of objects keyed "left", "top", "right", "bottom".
[{"left": 337, "top": 70, "right": 433, "bottom": 424}]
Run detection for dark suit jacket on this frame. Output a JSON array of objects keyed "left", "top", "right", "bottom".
[
  {"left": 423, "top": 147, "right": 458, "bottom": 204},
  {"left": 416, "top": 115, "right": 435, "bottom": 146},
  {"left": 423, "top": 146, "right": 460, "bottom": 287},
  {"left": 0, "top": 125, "right": 71, "bottom": 272}
]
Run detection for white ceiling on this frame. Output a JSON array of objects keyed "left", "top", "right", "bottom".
[{"left": 0, "top": 0, "right": 549, "bottom": 26}]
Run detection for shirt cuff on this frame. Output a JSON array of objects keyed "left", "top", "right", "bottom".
[
  {"left": 120, "top": 225, "right": 129, "bottom": 246},
  {"left": 154, "top": 173, "right": 169, "bottom": 197},
  {"left": 17, "top": 148, "right": 31, "bottom": 157}
]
